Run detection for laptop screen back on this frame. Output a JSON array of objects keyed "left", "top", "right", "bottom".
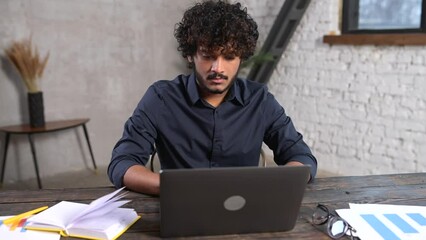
[{"left": 160, "top": 165, "right": 310, "bottom": 237}]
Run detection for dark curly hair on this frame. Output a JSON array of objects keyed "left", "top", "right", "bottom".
[{"left": 174, "top": 0, "right": 259, "bottom": 62}]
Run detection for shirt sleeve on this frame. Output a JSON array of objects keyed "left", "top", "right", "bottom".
[
  {"left": 262, "top": 92, "right": 318, "bottom": 181},
  {"left": 108, "top": 85, "right": 159, "bottom": 188}
]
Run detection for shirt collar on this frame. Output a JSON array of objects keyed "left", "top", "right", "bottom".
[
  {"left": 187, "top": 73, "right": 245, "bottom": 106},
  {"left": 187, "top": 73, "right": 201, "bottom": 105}
]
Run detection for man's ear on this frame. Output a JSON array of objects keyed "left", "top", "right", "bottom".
[{"left": 186, "top": 56, "right": 194, "bottom": 69}]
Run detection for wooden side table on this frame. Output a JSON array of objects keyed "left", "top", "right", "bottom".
[{"left": 0, "top": 118, "right": 97, "bottom": 189}]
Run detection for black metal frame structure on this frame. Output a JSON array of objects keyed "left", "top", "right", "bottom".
[{"left": 247, "top": 0, "right": 312, "bottom": 84}]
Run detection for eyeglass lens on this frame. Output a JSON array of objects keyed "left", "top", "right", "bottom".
[
  {"left": 313, "top": 204, "right": 356, "bottom": 239},
  {"left": 312, "top": 204, "right": 330, "bottom": 225},
  {"left": 328, "top": 216, "right": 349, "bottom": 238}
]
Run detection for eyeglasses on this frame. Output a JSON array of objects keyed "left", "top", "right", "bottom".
[{"left": 312, "top": 204, "right": 358, "bottom": 239}]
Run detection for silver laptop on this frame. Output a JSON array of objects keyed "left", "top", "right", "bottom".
[{"left": 160, "top": 165, "right": 310, "bottom": 237}]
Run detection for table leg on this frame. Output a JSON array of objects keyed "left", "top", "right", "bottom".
[
  {"left": 28, "top": 134, "right": 42, "bottom": 189},
  {"left": 82, "top": 124, "right": 97, "bottom": 170},
  {"left": 0, "top": 133, "right": 10, "bottom": 186}
]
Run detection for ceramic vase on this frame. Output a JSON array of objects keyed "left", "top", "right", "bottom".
[{"left": 28, "top": 91, "right": 45, "bottom": 127}]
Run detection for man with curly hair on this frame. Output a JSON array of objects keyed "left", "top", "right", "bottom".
[{"left": 108, "top": 0, "right": 317, "bottom": 195}]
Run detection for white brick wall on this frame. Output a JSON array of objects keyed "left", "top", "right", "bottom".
[{"left": 266, "top": 0, "right": 426, "bottom": 176}]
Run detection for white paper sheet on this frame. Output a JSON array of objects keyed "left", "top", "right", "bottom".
[
  {"left": 0, "top": 216, "right": 60, "bottom": 240},
  {"left": 336, "top": 204, "right": 426, "bottom": 240}
]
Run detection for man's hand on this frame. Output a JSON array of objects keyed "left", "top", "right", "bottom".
[{"left": 286, "top": 161, "right": 311, "bottom": 182}]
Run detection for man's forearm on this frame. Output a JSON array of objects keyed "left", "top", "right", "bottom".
[{"left": 123, "top": 165, "right": 160, "bottom": 195}]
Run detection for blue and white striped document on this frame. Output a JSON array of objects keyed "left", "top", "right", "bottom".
[{"left": 337, "top": 203, "right": 426, "bottom": 240}]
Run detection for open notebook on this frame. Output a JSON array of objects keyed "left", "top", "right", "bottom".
[
  {"left": 25, "top": 187, "right": 140, "bottom": 240},
  {"left": 160, "top": 165, "right": 310, "bottom": 237}
]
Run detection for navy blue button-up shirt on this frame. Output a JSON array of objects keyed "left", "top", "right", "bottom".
[{"left": 108, "top": 73, "right": 317, "bottom": 188}]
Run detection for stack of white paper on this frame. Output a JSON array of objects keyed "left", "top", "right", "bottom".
[{"left": 0, "top": 216, "right": 60, "bottom": 240}]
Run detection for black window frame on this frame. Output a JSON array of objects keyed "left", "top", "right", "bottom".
[{"left": 342, "top": 0, "right": 426, "bottom": 34}]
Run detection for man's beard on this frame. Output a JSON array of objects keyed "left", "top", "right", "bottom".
[{"left": 194, "top": 68, "right": 239, "bottom": 95}]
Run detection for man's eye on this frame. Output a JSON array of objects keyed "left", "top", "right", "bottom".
[{"left": 201, "top": 54, "right": 213, "bottom": 59}]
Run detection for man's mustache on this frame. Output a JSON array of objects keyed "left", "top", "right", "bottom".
[{"left": 207, "top": 72, "right": 228, "bottom": 80}]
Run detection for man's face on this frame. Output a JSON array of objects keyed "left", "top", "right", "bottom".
[{"left": 191, "top": 47, "right": 241, "bottom": 97}]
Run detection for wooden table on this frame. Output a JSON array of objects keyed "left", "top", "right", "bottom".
[
  {"left": 0, "top": 119, "right": 97, "bottom": 189},
  {"left": 0, "top": 172, "right": 425, "bottom": 239}
]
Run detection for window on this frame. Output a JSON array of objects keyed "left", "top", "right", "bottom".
[{"left": 342, "top": 0, "right": 426, "bottom": 34}]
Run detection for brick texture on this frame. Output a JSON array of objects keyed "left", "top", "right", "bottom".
[{"left": 267, "top": 0, "right": 426, "bottom": 176}]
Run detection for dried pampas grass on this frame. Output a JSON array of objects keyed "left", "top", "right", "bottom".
[{"left": 4, "top": 37, "right": 49, "bottom": 93}]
